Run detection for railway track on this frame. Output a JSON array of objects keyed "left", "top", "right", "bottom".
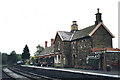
[
  {"left": 2, "top": 70, "right": 16, "bottom": 80},
  {"left": 8, "top": 67, "right": 58, "bottom": 80},
  {"left": 3, "top": 65, "right": 119, "bottom": 80},
  {"left": 15, "top": 65, "right": 120, "bottom": 80}
]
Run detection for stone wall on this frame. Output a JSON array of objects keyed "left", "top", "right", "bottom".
[
  {"left": 62, "top": 41, "right": 72, "bottom": 67},
  {"left": 54, "top": 33, "right": 72, "bottom": 67},
  {"left": 92, "top": 25, "right": 113, "bottom": 49},
  {"left": 54, "top": 25, "right": 113, "bottom": 68},
  {"left": 71, "top": 37, "right": 92, "bottom": 66},
  {"left": 54, "top": 33, "right": 63, "bottom": 67}
]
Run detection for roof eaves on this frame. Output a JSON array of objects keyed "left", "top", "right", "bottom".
[{"left": 57, "top": 31, "right": 64, "bottom": 41}]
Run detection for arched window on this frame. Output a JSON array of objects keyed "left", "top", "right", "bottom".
[{"left": 73, "top": 54, "right": 77, "bottom": 58}]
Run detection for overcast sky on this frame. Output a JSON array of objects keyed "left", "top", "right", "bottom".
[{"left": 0, "top": 0, "right": 119, "bottom": 56}]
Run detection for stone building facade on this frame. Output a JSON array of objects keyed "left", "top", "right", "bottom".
[
  {"left": 54, "top": 9, "right": 116, "bottom": 69},
  {"left": 54, "top": 33, "right": 72, "bottom": 67}
]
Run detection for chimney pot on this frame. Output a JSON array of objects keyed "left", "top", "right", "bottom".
[
  {"left": 73, "top": 21, "right": 77, "bottom": 24},
  {"left": 51, "top": 39, "right": 54, "bottom": 46},
  {"left": 45, "top": 41, "right": 48, "bottom": 48}
]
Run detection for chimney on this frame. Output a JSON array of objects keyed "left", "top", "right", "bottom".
[
  {"left": 45, "top": 41, "right": 48, "bottom": 48},
  {"left": 71, "top": 21, "right": 78, "bottom": 32},
  {"left": 95, "top": 8, "right": 103, "bottom": 25},
  {"left": 51, "top": 38, "right": 54, "bottom": 46}
]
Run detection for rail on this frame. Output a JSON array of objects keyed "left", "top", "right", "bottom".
[{"left": 8, "top": 67, "right": 59, "bottom": 80}]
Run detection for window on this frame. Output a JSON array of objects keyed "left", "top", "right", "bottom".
[
  {"left": 81, "top": 40, "right": 84, "bottom": 42},
  {"left": 55, "top": 55, "right": 61, "bottom": 63},
  {"left": 58, "top": 41, "right": 60, "bottom": 50},
  {"left": 72, "top": 42, "right": 74, "bottom": 44},
  {"left": 73, "top": 54, "right": 76, "bottom": 58},
  {"left": 80, "top": 45, "right": 83, "bottom": 48},
  {"left": 57, "top": 55, "right": 61, "bottom": 63},
  {"left": 84, "top": 44, "right": 86, "bottom": 47},
  {"left": 84, "top": 39, "right": 86, "bottom": 42},
  {"left": 73, "top": 54, "right": 77, "bottom": 58},
  {"left": 73, "top": 45, "right": 75, "bottom": 49}
]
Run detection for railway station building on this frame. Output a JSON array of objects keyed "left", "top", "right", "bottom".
[
  {"left": 37, "top": 9, "right": 120, "bottom": 71},
  {"left": 53, "top": 9, "right": 120, "bottom": 71}
]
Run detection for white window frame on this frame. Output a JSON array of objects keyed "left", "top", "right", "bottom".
[{"left": 55, "top": 55, "right": 61, "bottom": 63}]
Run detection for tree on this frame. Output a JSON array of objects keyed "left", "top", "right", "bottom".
[
  {"left": 16, "top": 54, "right": 22, "bottom": 61},
  {"left": 2, "top": 53, "right": 8, "bottom": 65},
  {"left": 22, "top": 45, "right": 30, "bottom": 60},
  {"left": 8, "top": 51, "right": 17, "bottom": 65},
  {"left": 34, "top": 44, "right": 44, "bottom": 56}
]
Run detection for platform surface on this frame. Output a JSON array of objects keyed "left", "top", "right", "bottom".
[{"left": 22, "top": 65, "right": 120, "bottom": 79}]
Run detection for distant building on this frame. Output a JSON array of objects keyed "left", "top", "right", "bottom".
[
  {"left": 54, "top": 9, "right": 120, "bottom": 71},
  {"left": 37, "top": 39, "right": 54, "bottom": 67}
]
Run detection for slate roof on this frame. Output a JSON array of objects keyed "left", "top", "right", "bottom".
[
  {"left": 57, "top": 22, "right": 115, "bottom": 41},
  {"left": 58, "top": 31, "right": 72, "bottom": 41},
  {"left": 58, "top": 25, "right": 96, "bottom": 41},
  {"left": 71, "top": 25, "right": 96, "bottom": 40},
  {"left": 39, "top": 44, "right": 54, "bottom": 56}
]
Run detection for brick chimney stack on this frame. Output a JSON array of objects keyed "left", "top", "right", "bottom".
[
  {"left": 45, "top": 41, "right": 48, "bottom": 48},
  {"left": 71, "top": 21, "right": 78, "bottom": 32},
  {"left": 51, "top": 38, "right": 54, "bottom": 46}
]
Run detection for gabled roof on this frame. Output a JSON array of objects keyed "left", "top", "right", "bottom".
[
  {"left": 39, "top": 44, "right": 54, "bottom": 57},
  {"left": 89, "top": 22, "right": 115, "bottom": 38},
  {"left": 56, "top": 22, "right": 115, "bottom": 41},
  {"left": 58, "top": 31, "right": 72, "bottom": 41}
]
